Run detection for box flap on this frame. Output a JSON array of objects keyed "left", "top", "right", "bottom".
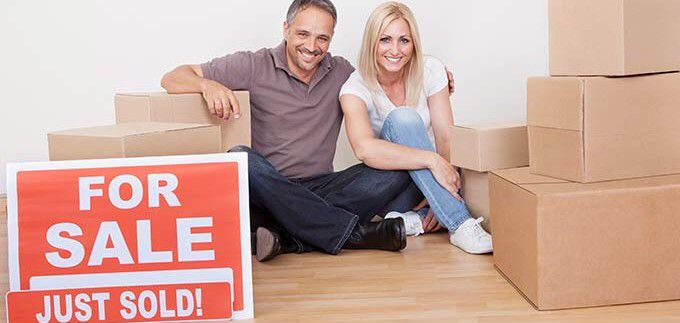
[
  {"left": 493, "top": 167, "right": 680, "bottom": 196},
  {"left": 527, "top": 77, "right": 585, "bottom": 131},
  {"left": 49, "top": 122, "right": 214, "bottom": 138},
  {"left": 115, "top": 92, "right": 166, "bottom": 98},
  {"left": 492, "top": 168, "right": 567, "bottom": 185},
  {"left": 454, "top": 121, "right": 526, "bottom": 131}
]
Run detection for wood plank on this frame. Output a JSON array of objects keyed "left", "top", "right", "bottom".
[
  {"left": 0, "top": 194, "right": 679, "bottom": 322},
  {"left": 243, "top": 235, "right": 680, "bottom": 322}
]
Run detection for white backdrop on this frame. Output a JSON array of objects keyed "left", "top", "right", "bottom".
[{"left": 0, "top": 0, "right": 548, "bottom": 195}]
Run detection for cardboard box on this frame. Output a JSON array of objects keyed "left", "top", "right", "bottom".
[
  {"left": 460, "top": 169, "right": 491, "bottom": 232},
  {"left": 48, "top": 122, "right": 222, "bottom": 161},
  {"left": 450, "top": 123, "right": 529, "bottom": 172},
  {"left": 528, "top": 73, "right": 680, "bottom": 183},
  {"left": 490, "top": 167, "right": 680, "bottom": 310},
  {"left": 115, "top": 92, "right": 250, "bottom": 151},
  {"left": 549, "top": 0, "right": 680, "bottom": 76}
]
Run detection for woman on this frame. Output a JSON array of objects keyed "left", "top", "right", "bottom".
[{"left": 339, "top": 2, "right": 491, "bottom": 254}]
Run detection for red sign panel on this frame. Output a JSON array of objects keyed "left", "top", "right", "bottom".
[
  {"left": 6, "top": 282, "right": 232, "bottom": 322},
  {"left": 6, "top": 154, "right": 253, "bottom": 321}
]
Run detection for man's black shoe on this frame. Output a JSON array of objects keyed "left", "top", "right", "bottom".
[
  {"left": 343, "top": 218, "right": 406, "bottom": 251},
  {"left": 255, "top": 227, "right": 297, "bottom": 262}
]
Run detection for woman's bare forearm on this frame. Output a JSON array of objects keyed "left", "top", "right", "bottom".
[{"left": 356, "top": 138, "right": 438, "bottom": 171}]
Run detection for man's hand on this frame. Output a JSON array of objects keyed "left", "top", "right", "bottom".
[
  {"left": 446, "top": 67, "right": 455, "bottom": 95},
  {"left": 428, "top": 153, "right": 463, "bottom": 201},
  {"left": 199, "top": 79, "right": 241, "bottom": 120},
  {"left": 413, "top": 199, "right": 443, "bottom": 233}
]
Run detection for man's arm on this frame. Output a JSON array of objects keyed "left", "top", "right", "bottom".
[
  {"left": 160, "top": 64, "right": 241, "bottom": 120},
  {"left": 446, "top": 68, "right": 455, "bottom": 95},
  {"left": 161, "top": 65, "right": 205, "bottom": 93}
]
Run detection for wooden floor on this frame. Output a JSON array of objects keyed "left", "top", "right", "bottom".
[{"left": 2, "top": 196, "right": 680, "bottom": 322}]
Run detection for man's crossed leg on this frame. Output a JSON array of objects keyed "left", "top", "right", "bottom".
[{"left": 231, "top": 146, "right": 420, "bottom": 261}]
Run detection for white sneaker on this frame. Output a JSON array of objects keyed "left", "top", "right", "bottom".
[
  {"left": 385, "top": 211, "right": 425, "bottom": 236},
  {"left": 450, "top": 217, "right": 493, "bottom": 254}
]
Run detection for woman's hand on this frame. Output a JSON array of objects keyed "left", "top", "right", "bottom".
[
  {"left": 427, "top": 153, "right": 462, "bottom": 201},
  {"left": 413, "top": 199, "right": 443, "bottom": 233}
]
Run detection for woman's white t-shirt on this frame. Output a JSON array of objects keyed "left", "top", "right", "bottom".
[{"left": 339, "top": 56, "right": 449, "bottom": 147}]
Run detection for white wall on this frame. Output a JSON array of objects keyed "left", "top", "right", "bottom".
[{"left": 0, "top": 0, "right": 548, "bottom": 195}]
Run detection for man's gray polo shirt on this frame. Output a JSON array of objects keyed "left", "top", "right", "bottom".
[{"left": 201, "top": 41, "right": 355, "bottom": 179}]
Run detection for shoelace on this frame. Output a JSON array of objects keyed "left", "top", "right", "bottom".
[{"left": 470, "top": 217, "right": 487, "bottom": 238}]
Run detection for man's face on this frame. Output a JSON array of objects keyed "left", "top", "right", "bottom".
[{"left": 283, "top": 6, "right": 335, "bottom": 73}]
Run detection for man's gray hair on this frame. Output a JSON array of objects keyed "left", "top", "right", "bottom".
[{"left": 286, "top": 0, "right": 337, "bottom": 27}]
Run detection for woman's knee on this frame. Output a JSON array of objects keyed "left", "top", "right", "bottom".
[{"left": 385, "top": 108, "right": 424, "bottom": 129}]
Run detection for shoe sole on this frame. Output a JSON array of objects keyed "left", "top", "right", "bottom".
[
  {"left": 451, "top": 237, "right": 492, "bottom": 254},
  {"left": 256, "top": 227, "right": 277, "bottom": 262}
]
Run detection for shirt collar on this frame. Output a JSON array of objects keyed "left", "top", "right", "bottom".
[{"left": 272, "top": 40, "right": 333, "bottom": 75}]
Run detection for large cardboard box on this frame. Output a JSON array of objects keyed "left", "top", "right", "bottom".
[
  {"left": 450, "top": 123, "right": 529, "bottom": 172},
  {"left": 549, "top": 0, "right": 680, "bottom": 76},
  {"left": 48, "top": 122, "right": 222, "bottom": 161},
  {"left": 115, "top": 92, "right": 250, "bottom": 151},
  {"left": 460, "top": 169, "right": 491, "bottom": 232},
  {"left": 528, "top": 73, "right": 680, "bottom": 183},
  {"left": 490, "top": 167, "right": 680, "bottom": 310}
]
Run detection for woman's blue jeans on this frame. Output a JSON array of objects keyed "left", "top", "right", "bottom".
[{"left": 380, "top": 108, "right": 472, "bottom": 233}]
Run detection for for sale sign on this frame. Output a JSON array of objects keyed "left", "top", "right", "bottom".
[{"left": 5, "top": 153, "right": 253, "bottom": 322}]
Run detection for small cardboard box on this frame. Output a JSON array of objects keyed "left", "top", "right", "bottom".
[
  {"left": 115, "top": 92, "right": 250, "bottom": 151},
  {"left": 549, "top": 0, "right": 680, "bottom": 76},
  {"left": 450, "top": 123, "right": 529, "bottom": 172},
  {"left": 48, "top": 122, "right": 222, "bottom": 161},
  {"left": 490, "top": 167, "right": 680, "bottom": 310},
  {"left": 528, "top": 72, "right": 680, "bottom": 183},
  {"left": 460, "top": 169, "right": 491, "bottom": 232}
]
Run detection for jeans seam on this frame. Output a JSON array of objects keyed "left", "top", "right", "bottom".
[
  {"left": 292, "top": 236, "right": 305, "bottom": 253},
  {"left": 331, "top": 214, "right": 359, "bottom": 254},
  {"left": 298, "top": 181, "right": 360, "bottom": 254}
]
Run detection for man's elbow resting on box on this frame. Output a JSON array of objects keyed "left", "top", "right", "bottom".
[{"left": 160, "top": 65, "right": 204, "bottom": 94}]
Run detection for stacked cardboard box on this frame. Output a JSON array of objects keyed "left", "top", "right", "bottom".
[
  {"left": 48, "top": 92, "right": 250, "bottom": 160},
  {"left": 449, "top": 123, "right": 530, "bottom": 232},
  {"left": 48, "top": 122, "right": 222, "bottom": 160},
  {"left": 492, "top": 0, "right": 680, "bottom": 310},
  {"left": 115, "top": 92, "right": 251, "bottom": 151}
]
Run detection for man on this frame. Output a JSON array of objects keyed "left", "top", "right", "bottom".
[{"left": 161, "top": 0, "right": 453, "bottom": 262}]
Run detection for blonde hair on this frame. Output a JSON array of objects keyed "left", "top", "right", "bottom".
[{"left": 358, "top": 1, "right": 424, "bottom": 107}]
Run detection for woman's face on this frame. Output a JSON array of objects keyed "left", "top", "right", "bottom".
[{"left": 375, "top": 18, "right": 414, "bottom": 75}]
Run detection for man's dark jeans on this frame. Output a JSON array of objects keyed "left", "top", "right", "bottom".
[{"left": 230, "top": 146, "right": 422, "bottom": 255}]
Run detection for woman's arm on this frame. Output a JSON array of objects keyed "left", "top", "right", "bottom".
[
  {"left": 428, "top": 86, "right": 455, "bottom": 162},
  {"left": 341, "top": 93, "right": 462, "bottom": 200},
  {"left": 427, "top": 86, "right": 461, "bottom": 190},
  {"left": 340, "top": 94, "right": 436, "bottom": 170}
]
